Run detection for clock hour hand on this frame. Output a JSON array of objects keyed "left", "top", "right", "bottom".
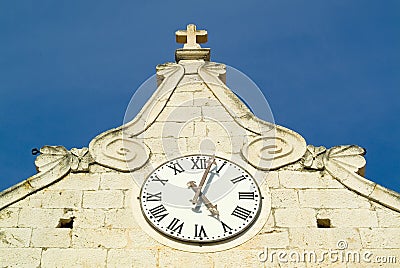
[
  {"left": 191, "top": 155, "right": 216, "bottom": 204},
  {"left": 187, "top": 181, "right": 219, "bottom": 217}
]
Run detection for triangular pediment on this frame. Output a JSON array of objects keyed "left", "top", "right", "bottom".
[{"left": 0, "top": 23, "right": 398, "bottom": 225}]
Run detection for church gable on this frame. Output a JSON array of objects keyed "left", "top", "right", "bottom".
[{"left": 1, "top": 24, "right": 400, "bottom": 267}]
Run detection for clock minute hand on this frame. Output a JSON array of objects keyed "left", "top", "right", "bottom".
[
  {"left": 187, "top": 181, "right": 219, "bottom": 216},
  {"left": 191, "top": 155, "right": 216, "bottom": 204}
]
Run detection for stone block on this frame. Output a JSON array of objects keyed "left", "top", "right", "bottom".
[
  {"left": 28, "top": 190, "right": 82, "bottom": 208},
  {"left": 316, "top": 209, "right": 378, "bottom": 227},
  {"left": 0, "top": 248, "right": 41, "bottom": 267},
  {"left": 72, "top": 228, "right": 127, "bottom": 248},
  {"left": 107, "top": 249, "right": 158, "bottom": 267},
  {"left": 230, "top": 135, "right": 248, "bottom": 153},
  {"left": 193, "top": 88, "right": 215, "bottom": 100},
  {"left": 202, "top": 104, "right": 234, "bottom": 122},
  {"left": 100, "top": 173, "right": 135, "bottom": 190},
  {"left": 298, "top": 189, "right": 371, "bottom": 209},
  {"left": 214, "top": 136, "right": 237, "bottom": 154},
  {"left": 239, "top": 228, "right": 290, "bottom": 249},
  {"left": 166, "top": 91, "right": 194, "bottom": 106},
  {"left": 0, "top": 207, "right": 19, "bottom": 227},
  {"left": 82, "top": 190, "right": 124, "bottom": 209},
  {"left": 31, "top": 228, "right": 71, "bottom": 248},
  {"left": 289, "top": 228, "right": 362, "bottom": 249},
  {"left": 146, "top": 137, "right": 187, "bottom": 155},
  {"left": 212, "top": 250, "right": 267, "bottom": 268},
  {"left": 105, "top": 208, "right": 136, "bottom": 228},
  {"left": 178, "top": 122, "right": 196, "bottom": 138},
  {"left": 159, "top": 249, "right": 213, "bottom": 267},
  {"left": 375, "top": 206, "right": 400, "bottom": 227},
  {"left": 18, "top": 208, "right": 65, "bottom": 228},
  {"left": 48, "top": 173, "right": 100, "bottom": 190},
  {"left": 143, "top": 121, "right": 195, "bottom": 139},
  {"left": 194, "top": 97, "right": 222, "bottom": 107},
  {"left": 89, "top": 163, "right": 115, "bottom": 173},
  {"left": 157, "top": 106, "right": 201, "bottom": 122},
  {"left": 7, "top": 196, "right": 30, "bottom": 208},
  {"left": 148, "top": 153, "right": 168, "bottom": 167},
  {"left": 279, "top": 171, "right": 343, "bottom": 189},
  {"left": 264, "top": 171, "right": 279, "bottom": 189},
  {"left": 186, "top": 136, "right": 233, "bottom": 154},
  {"left": 72, "top": 209, "right": 105, "bottom": 228},
  {"left": 360, "top": 228, "right": 400, "bottom": 249},
  {"left": 138, "top": 123, "right": 162, "bottom": 139},
  {"left": 126, "top": 228, "right": 161, "bottom": 249},
  {"left": 187, "top": 135, "right": 240, "bottom": 155},
  {"left": 204, "top": 121, "right": 243, "bottom": 137},
  {"left": 194, "top": 121, "right": 208, "bottom": 137},
  {"left": 274, "top": 208, "right": 316, "bottom": 227},
  {"left": 0, "top": 228, "right": 31, "bottom": 247},
  {"left": 261, "top": 211, "right": 276, "bottom": 230},
  {"left": 271, "top": 189, "right": 299, "bottom": 208},
  {"left": 41, "top": 248, "right": 107, "bottom": 268},
  {"left": 193, "top": 90, "right": 220, "bottom": 106},
  {"left": 123, "top": 189, "right": 135, "bottom": 208}
]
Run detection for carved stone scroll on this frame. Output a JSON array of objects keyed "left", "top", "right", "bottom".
[
  {"left": 241, "top": 127, "right": 307, "bottom": 170},
  {"left": 89, "top": 130, "right": 149, "bottom": 172}
]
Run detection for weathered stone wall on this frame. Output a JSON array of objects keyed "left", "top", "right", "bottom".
[
  {"left": 1, "top": 65, "right": 399, "bottom": 267},
  {"left": 1, "top": 167, "right": 400, "bottom": 267}
]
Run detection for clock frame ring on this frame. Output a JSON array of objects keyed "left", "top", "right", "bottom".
[{"left": 131, "top": 153, "right": 272, "bottom": 253}]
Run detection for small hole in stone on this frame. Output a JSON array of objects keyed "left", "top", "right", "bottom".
[
  {"left": 57, "top": 217, "right": 74, "bottom": 229},
  {"left": 317, "top": 218, "right": 331, "bottom": 228}
]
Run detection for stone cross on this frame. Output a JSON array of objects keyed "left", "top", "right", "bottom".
[{"left": 176, "top": 24, "right": 208, "bottom": 49}]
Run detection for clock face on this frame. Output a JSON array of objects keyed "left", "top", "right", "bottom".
[{"left": 140, "top": 155, "right": 262, "bottom": 243}]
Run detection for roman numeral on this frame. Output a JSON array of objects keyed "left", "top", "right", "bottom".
[
  {"left": 231, "top": 206, "right": 252, "bottom": 220},
  {"left": 194, "top": 224, "right": 208, "bottom": 238},
  {"left": 191, "top": 157, "right": 207, "bottom": 169},
  {"left": 149, "top": 205, "right": 168, "bottom": 222},
  {"left": 230, "top": 175, "right": 247, "bottom": 184},
  {"left": 221, "top": 221, "right": 233, "bottom": 233},
  {"left": 166, "top": 161, "right": 185, "bottom": 175},
  {"left": 167, "top": 218, "right": 184, "bottom": 234},
  {"left": 215, "top": 161, "right": 227, "bottom": 173},
  {"left": 146, "top": 192, "right": 162, "bottom": 202},
  {"left": 151, "top": 174, "right": 168, "bottom": 186},
  {"left": 239, "top": 192, "right": 255, "bottom": 200}
]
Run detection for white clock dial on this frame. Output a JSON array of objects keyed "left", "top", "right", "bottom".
[{"left": 140, "top": 155, "right": 262, "bottom": 243}]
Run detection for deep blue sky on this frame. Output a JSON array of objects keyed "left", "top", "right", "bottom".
[{"left": 0, "top": 1, "right": 399, "bottom": 192}]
